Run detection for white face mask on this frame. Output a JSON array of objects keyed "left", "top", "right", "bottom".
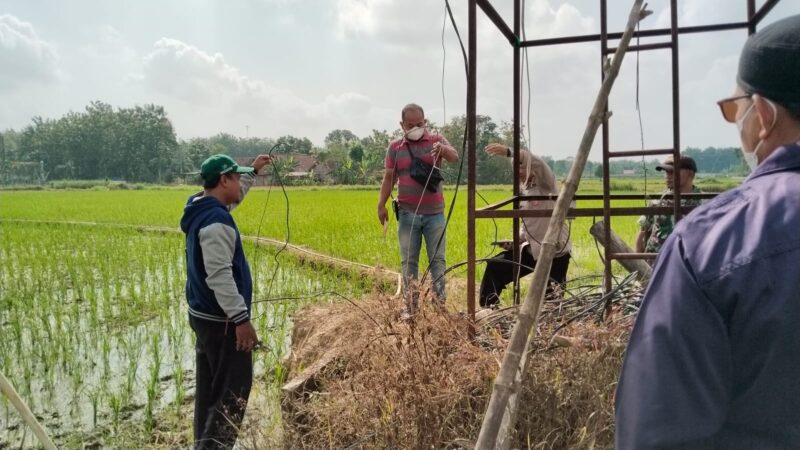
[
  {"left": 405, "top": 126, "right": 425, "bottom": 141},
  {"left": 736, "top": 100, "right": 777, "bottom": 171}
]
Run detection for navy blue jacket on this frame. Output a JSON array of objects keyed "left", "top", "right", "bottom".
[
  {"left": 616, "top": 142, "right": 800, "bottom": 449},
  {"left": 181, "top": 194, "right": 252, "bottom": 325}
]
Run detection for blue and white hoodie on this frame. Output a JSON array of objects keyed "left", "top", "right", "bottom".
[{"left": 180, "top": 174, "right": 255, "bottom": 325}]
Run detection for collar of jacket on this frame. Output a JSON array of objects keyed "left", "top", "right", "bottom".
[{"left": 747, "top": 141, "right": 800, "bottom": 182}]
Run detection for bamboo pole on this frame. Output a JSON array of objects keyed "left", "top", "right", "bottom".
[
  {"left": 0, "top": 371, "right": 57, "bottom": 450},
  {"left": 475, "top": 2, "right": 650, "bottom": 448}
]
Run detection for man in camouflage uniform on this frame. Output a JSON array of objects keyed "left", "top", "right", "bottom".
[{"left": 636, "top": 155, "right": 702, "bottom": 254}]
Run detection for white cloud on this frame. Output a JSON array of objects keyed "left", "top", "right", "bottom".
[
  {"left": 142, "top": 38, "right": 243, "bottom": 103},
  {"left": 82, "top": 25, "right": 137, "bottom": 62},
  {"left": 0, "top": 14, "right": 61, "bottom": 90},
  {"left": 138, "top": 37, "right": 389, "bottom": 142},
  {"left": 653, "top": 0, "right": 747, "bottom": 28},
  {"left": 331, "top": 0, "right": 605, "bottom": 156},
  {"left": 336, "top": 0, "right": 389, "bottom": 39},
  {"left": 525, "top": 0, "right": 595, "bottom": 39},
  {"left": 333, "top": 0, "right": 597, "bottom": 97}
]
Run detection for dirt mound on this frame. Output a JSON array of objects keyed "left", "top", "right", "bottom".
[{"left": 282, "top": 291, "right": 632, "bottom": 449}]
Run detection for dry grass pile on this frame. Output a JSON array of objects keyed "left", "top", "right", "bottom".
[
  {"left": 513, "top": 316, "right": 632, "bottom": 449},
  {"left": 282, "top": 282, "right": 638, "bottom": 449}
]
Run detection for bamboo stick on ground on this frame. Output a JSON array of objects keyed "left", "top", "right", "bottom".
[
  {"left": 475, "top": 2, "right": 650, "bottom": 448},
  {"left": 0, "top": 371, "right": 57, "bottom": 450}
]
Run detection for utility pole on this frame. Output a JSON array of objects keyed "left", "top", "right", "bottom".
[{"left": 245, "top": 125, "right": 250, "bottom": 138}]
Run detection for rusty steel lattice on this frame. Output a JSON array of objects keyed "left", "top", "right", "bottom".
[{"left": 465, "top": 0, "right": 784, "bottom": 320}]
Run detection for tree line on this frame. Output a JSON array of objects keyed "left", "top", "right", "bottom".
[{"left": 0, "top": 101, "right": 747, "bottom": 186}]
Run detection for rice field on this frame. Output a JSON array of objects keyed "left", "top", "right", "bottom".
[
  {"left": 0, "top": 183, "right": 650, "bottom": 275},
  {"left": 0, "top": 179, "right": 727, "bottom": 447}
]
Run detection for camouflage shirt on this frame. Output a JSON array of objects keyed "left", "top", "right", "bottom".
[{"left": 638, "top": 186, "right": 703, "bottom": 253}]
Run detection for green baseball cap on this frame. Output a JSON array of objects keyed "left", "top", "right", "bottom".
[{"left": 200, "top": 154, "right": 254, "bottom": 180}]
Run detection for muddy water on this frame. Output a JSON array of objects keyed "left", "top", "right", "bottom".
[{"left": 0, "top": 222, "right": 371, "bottom": 448}]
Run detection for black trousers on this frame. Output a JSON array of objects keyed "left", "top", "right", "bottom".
[
  {"left": 479, "top": 248, "right": 571, "bottom": 307},
  {"left": 189, "top": 315, "right": 253, "bottom": 450}
]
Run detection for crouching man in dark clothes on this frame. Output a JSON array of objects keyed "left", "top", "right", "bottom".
[
  {"left": 180, "top": 153, "right": 272, "bottom": 449},
  {"left": 479, "top": 143, "right": 571, "bottom": 308}
]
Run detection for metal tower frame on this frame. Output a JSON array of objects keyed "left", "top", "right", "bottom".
[{"left": 466, "top": 0, "right": 784, "bottom": 319}]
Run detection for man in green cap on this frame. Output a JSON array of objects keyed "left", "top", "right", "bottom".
[
  {"left": 617, "top": 14, "right": 800, "bottom": 449},
  {"left": 180, "top": 153, "right": 272, "bottom": 449}
]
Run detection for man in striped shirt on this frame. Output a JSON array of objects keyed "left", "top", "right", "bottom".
[{"left": 377, "top": 103, "right": 459, "bottom": 316}]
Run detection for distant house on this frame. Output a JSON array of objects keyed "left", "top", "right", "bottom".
[
  {"left": 291, "top": 154, "right": 333, "bottom": 182},
  {"left": 234, "top": 157, "right": 270, "bottom": 186},
  {"left": 622, "top": 169, "right": 636, "bottom": 176},
  {"left": 293, "top": 154, "right": 317, "bottom": 173}
]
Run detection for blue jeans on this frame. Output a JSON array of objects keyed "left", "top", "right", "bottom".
[{"left": 397, "top": 209, "right": 446, "bottom": 301}]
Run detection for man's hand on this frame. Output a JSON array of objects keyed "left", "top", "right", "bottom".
[
  {"left": 485, "top": 143, "right": 510, "bottom": 157},
  {"left": 492, "top": 239, "right": 514, "bottom": 251},
  {"left": 252, "top": 154, "right": 274, "bottom": 174},
  {"left": 235, "top": 321, "right": 258, "bottom": 352},
  {"left": 431, "top": 142, "right": 445, "bottom": 160},
  {"left": 432, "top": 142, "right": 459, "bottom": 162},
  {"left": 378, "top": 204, "right": 389, "bottom": 225}
]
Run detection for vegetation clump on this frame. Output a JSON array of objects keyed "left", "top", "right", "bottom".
[{"left": 283, "top": 290, "right": 633, "bottom": 449}]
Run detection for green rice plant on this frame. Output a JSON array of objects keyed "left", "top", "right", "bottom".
[
  {"left": 88, "top": 388, "right": 100, "bottom": 428},
  {"left": 145, "top": 334, "right": 161, "bottom": 433},
  {"left": 108, "top": 390, "right": 123, "bottom": 433},
  {"left": 173, "top": 365, "right": 185, "bottom": 416}
]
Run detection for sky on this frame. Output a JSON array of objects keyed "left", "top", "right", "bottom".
[{"left": 0, "top": 0, "right": 796, "bottom": 159}]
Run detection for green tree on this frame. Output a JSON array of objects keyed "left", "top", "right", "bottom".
[
  {"left": 17, "top": 102, "right": 179, "bottom": 183},
  {"left": 324, "top": 129, "right": 358, "bottom": 148},
  {"left": 348, "top": 145, "right": 364, "bottom": 163},
  {"left": 441, "top": 114, "right": 513, "bottom": 184},
  {"left": 275, "top": 135, "right": 313, "bottom": 154}
]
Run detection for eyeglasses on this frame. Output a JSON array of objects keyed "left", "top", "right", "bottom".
[{"left": 717, "top": 94, "right": 751, "bottom": 123}]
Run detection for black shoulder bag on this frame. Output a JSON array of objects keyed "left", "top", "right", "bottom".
[{"left": 406, "top": 143, "right": 443, "bottom": 193}]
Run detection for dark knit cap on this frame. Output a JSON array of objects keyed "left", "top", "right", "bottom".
[{"left": 737, "top": 14, "right": 800, "bottom": 108}]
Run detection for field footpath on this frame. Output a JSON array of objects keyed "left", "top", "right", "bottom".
[{"left": 2, "top": 218, "right": 403, "bottom": 293}]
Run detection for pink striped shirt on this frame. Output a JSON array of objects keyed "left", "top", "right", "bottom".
[{"left": 385, "top": 131, "right": 449, "bottom": 215}]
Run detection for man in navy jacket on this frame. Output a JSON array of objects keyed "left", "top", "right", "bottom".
[
  {"left": 181, "top": 153, "right": 271, "bottom": 449},
  {"left": 616, "top": 14, "right": 800, "bottom": 449}
]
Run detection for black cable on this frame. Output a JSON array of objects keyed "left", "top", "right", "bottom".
[
  {"left": 251, "top": 291, "right": 338, "bottom": 305},
  {"left": 441, "top": 1, "right": 448, "bottom": 126},
  {"left": 445, "top": 0, "right": 468, "bottom": 80},
  {"left": 253, "top": 142, "right": 282, "bottom": 251},
  {"left": 635, "top": 20, "right": 648, "bottom": 204},
  {"left": 252, "top": 142, "right": 291, "bottom": 304},
  {"left": 415, "top": 0, "right": 469, "bottom": 291},
  {"left": 474, "top": 189, "right": 500, "bottom": 259},
  {"left": 263, "top": 162, "right": 290, "bottom": 302},
  {"left": 523, "top": 0, "right": 532, "bottom": 148},
  {"left": 519, "top": 210, "right": 572, "bottom": 255}
]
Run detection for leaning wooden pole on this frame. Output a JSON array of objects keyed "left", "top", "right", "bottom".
[
  {"left": 475, "top": 2, "right": 649, "bottom": 448},
  {"left": 589, "top": 220, "right": 652, "bottom": 281},
  {"left": 0, "top": 371, "right": 57, "bottom": 450}
]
